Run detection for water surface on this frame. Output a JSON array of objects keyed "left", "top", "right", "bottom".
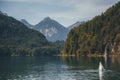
[{"left": 0, "top": 56, "right": 120, "bottom": 80}]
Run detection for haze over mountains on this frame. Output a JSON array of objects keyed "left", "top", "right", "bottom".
[{"left": 21, "top": 17, "right": 83, "bottom": 41}]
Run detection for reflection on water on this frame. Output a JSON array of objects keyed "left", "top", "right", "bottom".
[
  {"left": 0, "top": 56, "right": 120, "bottom": 80},
  {"left": 99, "top": 71, "right": 102, "bottom": 80}
]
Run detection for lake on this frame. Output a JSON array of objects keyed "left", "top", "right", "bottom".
[{"left": 0, "top": 56, "right": 120, "bottom": 80}]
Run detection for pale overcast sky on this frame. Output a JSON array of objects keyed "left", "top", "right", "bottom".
[{"left": 0, "top": 0, "right": 119, "bottom": 27}]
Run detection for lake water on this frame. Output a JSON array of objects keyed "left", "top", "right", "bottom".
[{"left": 0, "top": 56, "right": 120, "bottom": 80}]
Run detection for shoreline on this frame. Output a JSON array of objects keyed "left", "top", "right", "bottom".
[{"left": 55, "top": 54, "right": 120, "bottom": 57}]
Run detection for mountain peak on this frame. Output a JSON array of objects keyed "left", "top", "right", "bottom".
[
  {"left": 20, "top": 19, "right": 33, "bottom": 28},
  {"left": 40, "top": 17, "right": 52, "bottom": 24},
  {"left": 34, "top": 17, "right": 69, "bottom": 41},
  {"left": 21, "top": 19, "right": 27, "bottom": 23},
  {"left": 43, "top": 17, "right": 52, "bottom": 21},
  {"left": 0, "top": 11, "right": 8, "bottom": 16},
  {"left": 44, "top": 17, "right": 51, "bottom": 20}
]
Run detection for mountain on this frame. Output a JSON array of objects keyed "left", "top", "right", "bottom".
[
  {"left": 21, "top": 19, "right": 33, "bottom": 28},
  {"left": 0, "top": 12, "right": 61, "bottom": 56},
  {"left": 34, "top": 17, "right": 69, "bottom": 41},
  {"left": 62, "top": 2, "right": 120, "bottom": 56},
  {"left": 0, "top": 11, "right": 8, "bottom": 16},
  {"left": 68, "top": 21, "right": 85, "bottom": 30}
]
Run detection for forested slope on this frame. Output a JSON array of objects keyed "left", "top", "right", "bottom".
[{"left": 62, "top": 2, "right": 120, "bottom": 56}]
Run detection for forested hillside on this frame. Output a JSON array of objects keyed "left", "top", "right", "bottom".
[
  {"left": 62, "top": 2, "right": 120, "bottom": 56},
  {"left": 0, "top": 13, "right": 62, "bottom": 56}
]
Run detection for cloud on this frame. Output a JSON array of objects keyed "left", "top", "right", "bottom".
[{"left": 0, "top": 0, "right": 119, "bottom": 26}]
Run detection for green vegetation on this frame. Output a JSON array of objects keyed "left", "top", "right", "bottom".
[
  {"left": 0, "top": 14, "right": 63, "bottom": 56},
  {"left": 62, "top": 2, "right": 120, "bottom": 56}
]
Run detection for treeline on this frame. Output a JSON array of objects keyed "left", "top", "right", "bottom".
[
  {"left": 62, "top": 2, "right": 120, "bottom": 56},
  {"left": 0, "top": 44, "right": 63, "bottom": 56}
]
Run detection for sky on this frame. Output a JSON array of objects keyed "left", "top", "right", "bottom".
[{"left": 0, "top": 0, "right": 119, "bottom": 27}]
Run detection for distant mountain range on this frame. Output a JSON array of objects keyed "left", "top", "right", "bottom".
[
  {"left": 21, "top": 17, "right": 83, "bottom": 41},
  {"left": 20, "top": 19, "right": 33, "bottom": 28},
  {"left": 68, "top": 21, "right": 85, "bottom": 30},
  {"left": 21, "top": 17, "right": 69, "bottom": 41},
  {"left": 0, "top": 11, "right": 64, "bottom": 56}
]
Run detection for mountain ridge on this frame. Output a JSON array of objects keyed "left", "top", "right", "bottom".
[
  {"left": 21, "top": 19, "right": 33, "bottom": 28},
  {"left": 0, "top": 13, "right": 62, "bottom": 56},
  {"left": 21, "top": 17, "right": 86, "bottom": 42},
  {"left": 68, "top": 21, "right": 85, "bottom": 30},
  {"left": 33, "top": 17, "right": 69, "bottom": 41}
]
